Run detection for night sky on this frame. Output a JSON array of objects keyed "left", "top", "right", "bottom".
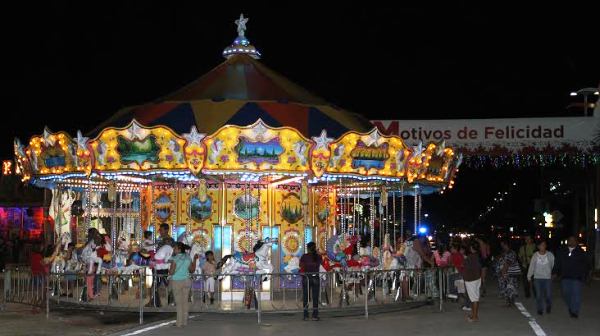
[{"left": 1, "top": 2, "right": 598, "bottom": 229}]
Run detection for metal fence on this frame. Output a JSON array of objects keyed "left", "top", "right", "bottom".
[{"left": 2, "top": 267, "right": 457, "bottom": 324}]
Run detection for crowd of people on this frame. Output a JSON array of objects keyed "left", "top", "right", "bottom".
[
  {"left": 15, "top": 225, "right": 595, "bottom": 327},
  {"left": 439, "top": 234, "right": 592, "bottom": 322}
]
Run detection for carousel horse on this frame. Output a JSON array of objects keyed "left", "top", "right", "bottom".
[
  {"left": 114, "top": 231, "right": 130, "bottom": 268},
  {"left": 80, "top": 243, "right": 102, "bottom": 275},
  {"left": 324, "top": 234, "right": 367, "bottom": 306},
  {"left": 219, "top": 237, "right": 278, "bottom": 281},
  {"left": 50, "top": 232, "right": 72, "bottom": 274},
  {"left": 325, "top": 234, "right": 361, "bottom": 270},
  {"left": 178, "top": 231, "right": 208, "bottom": 275},
  {"left": 80, "top": 236, "right": 108, "bottom": 275}
]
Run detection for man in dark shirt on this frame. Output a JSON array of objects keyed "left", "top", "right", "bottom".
[
  {"left": 463, "top": 242, "right": 482, "bottom": 322},
  {"left": 554, "top": 236, "right": 591, "bottom": 318},
  {"left": 299, "top": 242, "right": 322, "bottom": 321}
]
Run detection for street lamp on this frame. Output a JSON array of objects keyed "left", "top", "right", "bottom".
[{"left": 570, "top": 88, "right": 600, "bottom": 116}]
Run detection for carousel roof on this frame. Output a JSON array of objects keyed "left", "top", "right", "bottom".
[
  {"left": 13, "top": 15, "right": 462, "bottom": 195},
  {"left": 89, "top": 17, "right": 371, "bottom": 139}
]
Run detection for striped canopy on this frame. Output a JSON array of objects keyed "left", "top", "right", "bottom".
[{"left": 90, "top": 54, "right": 372, "bottom": 138}]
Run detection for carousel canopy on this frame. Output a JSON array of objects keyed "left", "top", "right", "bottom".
[
  {"left": 89, "top": 16, "right": 371, "bottom": 139},
  {"left": 12, "top": 15, "right": 461, "bottom": 195}
]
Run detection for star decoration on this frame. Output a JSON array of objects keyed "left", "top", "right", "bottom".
[
  {"left": 364, "top": 128, "right": 382, "bottom": 146},
  {"left": 412, "top": 142, "right": 424, "bottom": 158},
  {"left": 183, "top": 126, "right": 206, "bottom": 146},
  {"left": 14, "top": 138, "right": 25, "bottom": 157},
  {"left": 235, "top": 13, "right": 249, "bottom": 37},
  {"left": 251, "top": 119, "right": 269, "bottom": 139},
  {"left": 43, "top": 127, "right": 55, "bottom": 146},
  {"left": 126, "top": 120, "right": 148, "bottom": 140},
  {"left": 436, "top": 140, "right": 446, "bottom": 156},
  {"left": 312, "top": 130, "right": 334, "bottom": 151},
  {"left": 76, "top": 130, "right": 89, "bottom": 151}
]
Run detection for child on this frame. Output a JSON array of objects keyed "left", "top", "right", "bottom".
[
  {"left": 64, "top": 243, "right": 79, "bottom": 296},
  {"left": 202, "top": 250, "right": 217, "bottom": 304},
  {"left": 141, "top": 231, "right": 155, "bottom": 259}
]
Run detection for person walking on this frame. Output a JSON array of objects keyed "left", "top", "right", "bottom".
[
  {"left": 450, "top": 244, "right": 471, "bottom": 311},
  {"left": 527, "top": 240, "right": 554, "bottom": 315},
  {"left": 475, "top": 237, "right": 490, "bottom": 296},
  {"left": 169, "top": 242, "right": 197, "bottom": 327},
  {"left": 300, "top": 242, "right": 322, "bottom": 321},
  {"left": 554, "top": 236, "right": 591, "bottom": 318},
  {"left": 463, "top": 241, "right": 482, "bottom": 322},
  {"left": 518, "top": 235, "right": 536, "bottom": 298},
  {"left": 497, "top": 239, "right": 520, "bottom": 306}
]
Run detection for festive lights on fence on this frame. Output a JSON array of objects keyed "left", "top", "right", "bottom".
[{"left": 464, "top": 153, "right": 600, "bottom": 168}]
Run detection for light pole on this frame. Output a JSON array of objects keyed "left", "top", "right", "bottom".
[{"left": 570, "top": 88, "right": 599, "bottom": 116}]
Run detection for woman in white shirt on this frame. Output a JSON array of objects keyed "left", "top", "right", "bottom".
[{"left": 527, "top": 240, "right": 555, "bottom": 315}]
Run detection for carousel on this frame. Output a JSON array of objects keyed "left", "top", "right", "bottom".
[{"left": 12, "top": 14, "right": 461, "bottom": 300}]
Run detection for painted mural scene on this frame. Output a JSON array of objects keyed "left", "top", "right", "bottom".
[{"left": 1, "top": 5, "right": 599, "bottom": 336}]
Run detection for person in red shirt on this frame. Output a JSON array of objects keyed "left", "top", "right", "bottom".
[
  {"left": 300, "top": 242, "right": 322, "bottom": 321},
  {"left": 449, "top": 243, "right": 471, "bottom": 310},
  {"left": 30, "top": 243, "right": 45, "bottom": 278},
  {"left": 450, "top": 244, "right": 465, "bottom": 273}
]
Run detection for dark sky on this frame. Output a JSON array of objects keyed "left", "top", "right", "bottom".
[
  {"left": 1, "top": 2, "right": 598, "bottom": 228},
  {"left": 2, "top": 2, "right": 599, "bottom": 159}
]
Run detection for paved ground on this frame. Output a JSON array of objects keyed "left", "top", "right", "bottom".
[
  {"left": 0, "top": 304, "right": 165, "bottom": 336},
  {"left": 2, "top": 279, "right": 599, "bottom": 336},
  {"left": 114, "top": 280, "right": 600, "bottom": 336}
]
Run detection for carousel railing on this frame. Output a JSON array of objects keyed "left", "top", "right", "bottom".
[{"left": 3, "top": 267, "right": 455, "bottom": 324}]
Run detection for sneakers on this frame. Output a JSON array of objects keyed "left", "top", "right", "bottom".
[
  {"left": 546, "top": 306, "right": 551, "bottom": 314},
  {"left": 462, "top": 306, "right": 472, "bottom": 311},
  {"left": 537, "top": 310, "right": 543, "bottom": 315},
  {"left": 312, "top": 317, "right": 320, "bottom": 321}
]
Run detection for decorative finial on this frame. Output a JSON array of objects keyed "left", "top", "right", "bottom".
[
  {"left": 223, "top": 13, "right": 261, "bottom": 59},
  {"left": 235, "top": 13, "right": 249, "bottom": 37}
]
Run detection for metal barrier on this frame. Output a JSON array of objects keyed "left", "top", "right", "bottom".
[{"left": 3, "top": 267, "right": 453, "bottom": 324}]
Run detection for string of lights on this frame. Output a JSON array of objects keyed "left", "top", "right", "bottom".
[
  {"left": 477, "top": 181, "right": 518, "bottom": 222},
  {"left": 464, "top": 153, "right": 600, "bottom": 169}
]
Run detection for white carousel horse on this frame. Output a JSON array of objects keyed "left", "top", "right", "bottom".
[
  {"left": 114, "top": 231, "right": 130, "bottom": 268},
  {"left": 50, "top": 232, "right": 72, "bottom": 274},
  {"left": 178, "top": 231, "right": 208, "bottom": 275},
  {"left": 80, "top": 240, "right": 104, "bottom": 275},
  {"left": 219, "top": 238, "right": 277, "bottom": 281}
]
